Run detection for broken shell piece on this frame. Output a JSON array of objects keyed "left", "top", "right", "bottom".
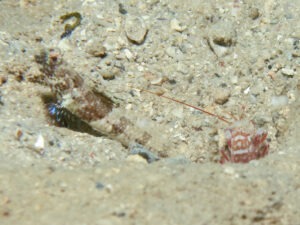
[
  {"left": 150, "top": 77, "right": 164, "bottom": 85},
  {"left": 281, "top": 68, "right": 295, "bottom": 77}
]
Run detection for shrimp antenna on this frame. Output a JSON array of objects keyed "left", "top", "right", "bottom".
[{"left": 136, "top": 88, "right": 230, "bottom": 124}]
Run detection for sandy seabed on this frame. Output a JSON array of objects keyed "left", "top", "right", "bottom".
[{"left": 0, "top": 0, "right": 299, "bottom": 224}]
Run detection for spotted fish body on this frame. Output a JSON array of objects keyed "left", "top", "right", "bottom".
[
  {"left": 36, "top": 49, "right": 159, "bottom": 150},
  {"left": 35, "top": 49, "right": 113, "bottom": 121},
  {"left": 219, "top": 121, "right": 269, "bottom": 163}
]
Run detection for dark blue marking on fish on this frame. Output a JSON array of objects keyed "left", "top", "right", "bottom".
[{"left": 47, "top": 103, "right": 103, "bottom": 137}]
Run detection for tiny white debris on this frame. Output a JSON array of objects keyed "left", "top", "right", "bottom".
[
  {"left": 150, "top": 77, "right": 163, "bottom": 85},
  {"left": 276, "top": 35, "right": 283, "bottom": 41},
  {"left": 125, "top": 104, "right": 132, "bottom": 110},
  {"left": 123, "top": 49, "right": 134, "bottom": 60},
  {"left": 105, "top": 184, "right": 113, "bottom": 193},
  {"left": 224, "top": 166, "right": 239, "bottom": 178},
  {"left": 243, "top": 86, "right": 250, "bottom": 94},
  {"left": 137, "top": 65, "right": 144, "bottom": 72},
  {"left": 34, "top": 134, "right": 45, "bottom": 150},
  {"left": 223, "top": 166, "right": 235, "bottom": 175},
  {"left": 80, "top": 29, "right": 87, "bottom": 41}
]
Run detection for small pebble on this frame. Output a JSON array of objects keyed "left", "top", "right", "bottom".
[
  {"left": 223, "top": 166, "right": 235, "bottom": 175},
  {"left": 210, "top": 21, "right": 235, "bottom": 47},
  {"left": 281, "top": 68, "right": 295, "bottom": 77},
  {"left": 86, "top": 45, "right": 106, "bottom": 58},
  {"left": 126, "top": 154, "right": 148, "bottom": 164},
  {"left": 16, "top": 129, "right": 23, "bottom": 140},
  {"left": 125, "top": 16, "right": 148, "bottom": 45},
  {"left": 0, "top": 75, "right": 7, "bottom": 86},
  {"left": 95, "top": 182, "right": 105, "bottom": 190},
  {"left": 101, "top": 71, "right": 114, "bottom": 80},
  {"left": 129, "top": 143, "right": 160, "bottom": 163},
  {"left": 249, "top": 8, "right": 260, "bottom": 20},
  {"left": 170, "top": 18, "right": 186, "bottom": 32},
  {"left": 118, "top": 3, "right": 127, "bottom": 14},
  {"left": 214, "top": 88, "right": 230, "bottom": 105}
]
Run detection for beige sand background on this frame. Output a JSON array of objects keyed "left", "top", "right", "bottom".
[{"left": 0, "top": 0, "right": 299, "bottom": 224}]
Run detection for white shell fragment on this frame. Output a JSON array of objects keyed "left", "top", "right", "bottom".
[
  {"left": 34, "top": 134, "right": 45, "bottom": 150},
  {"left": 281, "top": 68, "right": 296, "bottom": 77}
]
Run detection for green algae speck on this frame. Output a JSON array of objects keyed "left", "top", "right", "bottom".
[{"left": 60, "top": 12, "right": 82, "bottom": 39}]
